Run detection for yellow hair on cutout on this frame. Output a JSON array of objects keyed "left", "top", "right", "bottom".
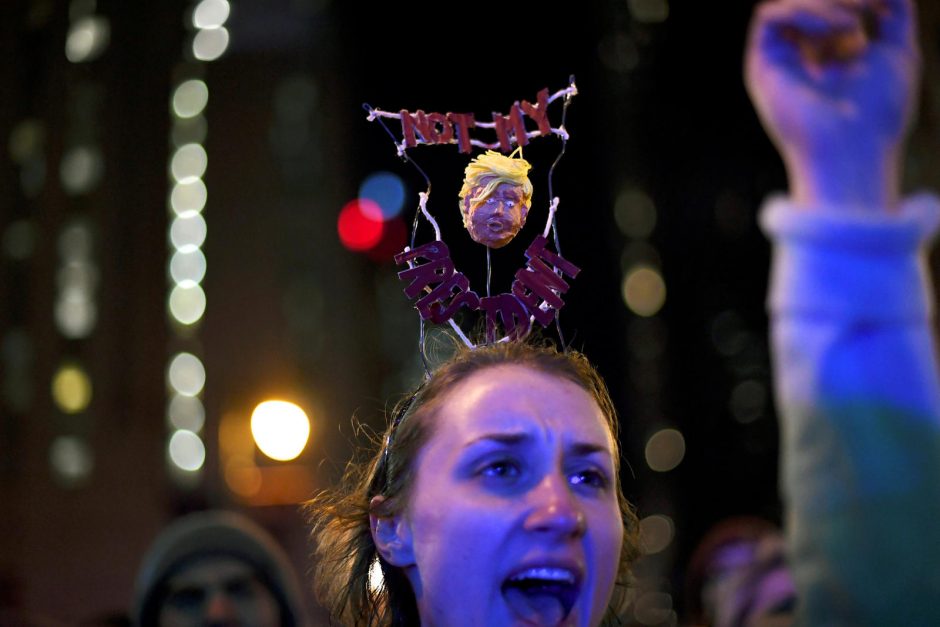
[{"left": 458, "top": 150, "right": 533, "bottom": 217}]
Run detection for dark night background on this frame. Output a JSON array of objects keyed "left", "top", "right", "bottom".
[{"left": 1, "top": 0, "right": 938, "bottom": 624}]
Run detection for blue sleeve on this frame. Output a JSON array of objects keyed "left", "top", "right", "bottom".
[{"left": 759, "top": 194, "right": 940, "bottom": 625}]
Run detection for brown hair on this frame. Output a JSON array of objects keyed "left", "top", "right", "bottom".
[{"left": 304, "top": 338, "right": 640, "bottom": 626}]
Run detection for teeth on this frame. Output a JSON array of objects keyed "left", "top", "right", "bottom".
[{"left": 509, "top": 568, "right": 575, "bottom": 584}]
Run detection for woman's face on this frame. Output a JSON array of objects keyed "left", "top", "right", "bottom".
[{"left": 397, "top": 364, "right": 623, "bottom": 627}]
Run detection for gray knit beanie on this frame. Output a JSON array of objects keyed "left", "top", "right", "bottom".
[{"left": 132, "top": 510, "right": 308, "bottom": 627}]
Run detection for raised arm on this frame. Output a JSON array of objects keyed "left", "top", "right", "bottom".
[
  {"left": 744, "top": 0, "right": 940, "bottom": 623},
  {"left": 745, "top": 0, "right": 920, "bottom": 209}
]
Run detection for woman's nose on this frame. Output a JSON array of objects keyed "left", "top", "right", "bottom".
[{"left": 523, "top": 473, "right": 587, "bottom": 538}]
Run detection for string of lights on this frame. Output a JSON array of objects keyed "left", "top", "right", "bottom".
[{"left": 164, "top": 0, "right": 230, "bottom": 485}]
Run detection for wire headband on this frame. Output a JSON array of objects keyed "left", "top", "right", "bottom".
[{"left": 365, "top": 77, "right": 581, "bottom": 372}]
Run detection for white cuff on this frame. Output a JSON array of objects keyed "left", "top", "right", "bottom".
[{"left": 759, "top": 193, "right": 940, "bottom": 322}]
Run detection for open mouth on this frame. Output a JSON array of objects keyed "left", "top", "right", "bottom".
[
  {"left": 487, "top": 219, "right": 508, "bottom": 232},
  {"left": 501, "top": 567, "right": 580, "bottom": 626}
]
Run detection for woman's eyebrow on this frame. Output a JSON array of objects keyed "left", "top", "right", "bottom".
[
  {"left": 462, "top": 433, "right": 611, "bottom": 457},
  {"left": 463, "top": 432, "right": 530, "bottom": 449},
  {"left": 568, "top": 442, "right": 612, "bottom": 458}
]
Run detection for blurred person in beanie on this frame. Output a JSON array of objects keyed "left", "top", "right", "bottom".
[{"left": 132, "top": 510, "right": 308, "bottom": 627}]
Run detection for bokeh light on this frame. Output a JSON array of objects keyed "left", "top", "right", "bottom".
[
  {"left": 168, "top": 394, "right": 206, "bottom": 432},
  {"left": 65, "top": 16, "right": 110, "bottom": 63},
  {"left": 53, "top": 220, "right": 98, "bottom": 339},
  {"left": 639, "top": 514, "right": 675, "bottom": 554},
  {"left": 170, "top": 179, "right": 208, "bottom": 215},
  {"left": 168, "top": 283, "right": 207, "bottom": 324},
  {"left": 250, "top": 400, "right": 311, "bottom": 461},
  {"left": 167, "top": 352, "right": 206, "bottom": 397},
  {"left": 337, "top": 199, "right": 384, "bottom": 252},
  {"left": 170, "top": 143, "right": 208, "bottom": 183},
  {"left": 51, "top": 363, "right": 93, "bottom": 413},
  {"left": 168, "top": 429, "right": 206, "bottom": 471},
  {"left": 60, "top": 145, "right": 104, "bottom": 194},
  {"left": 614, "top": 187, "right": 656, "bottom": 238},
  {"left": 192, "top": 26, "right": 229, "bottom": 61},
  {"left": 172, "top": 80, "right": 209, "bottom": 119},
  {"left": 55, "top": 296, "right": 97, "bottom": 339},
  {"left": 169, "top": 213, "right": 207, "bottom": 252},
  {"left": 359, "top": 171, "right": 406, "bottom": 220},
  {"left": 50, "top": 435, "right": 94, "bottom": 485},
  {"left": 193, "top": 0, "right": 230, "bottom": 29},
  {"left": 170, "top": 249, "right": 207, "bottom": 285},
  {"left": 633, "top": 592, "right": 676, "bottom": 626},
  {"left": 645, "top": 428, "right": 685, "bottom": 472},
  {"left": 622, "top": 265, "right": 666, "bottom": 317}
]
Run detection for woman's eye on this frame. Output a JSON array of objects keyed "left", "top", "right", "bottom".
[
  {"left": 480, "top": 460, "right": 520, "bottom": 478},
  {"left": 569, "top": 469, "right": 609, "bottom": 489}
]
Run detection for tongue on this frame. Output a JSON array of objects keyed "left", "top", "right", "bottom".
[{"left": 504, "top": 586, "right": 567, "bottom": 626}]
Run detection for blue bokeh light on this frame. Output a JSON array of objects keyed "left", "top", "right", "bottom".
[{"left": 358, "top": 171, "right": 406, "bottom": 220}]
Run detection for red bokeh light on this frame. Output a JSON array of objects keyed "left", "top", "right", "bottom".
[{"left": 337, "top": 199, "right": 384, "bottom": 251}]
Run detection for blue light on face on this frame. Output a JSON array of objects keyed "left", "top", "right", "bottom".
[{"left": 359, "top": 171, "right": 406, "bottom": 220}]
